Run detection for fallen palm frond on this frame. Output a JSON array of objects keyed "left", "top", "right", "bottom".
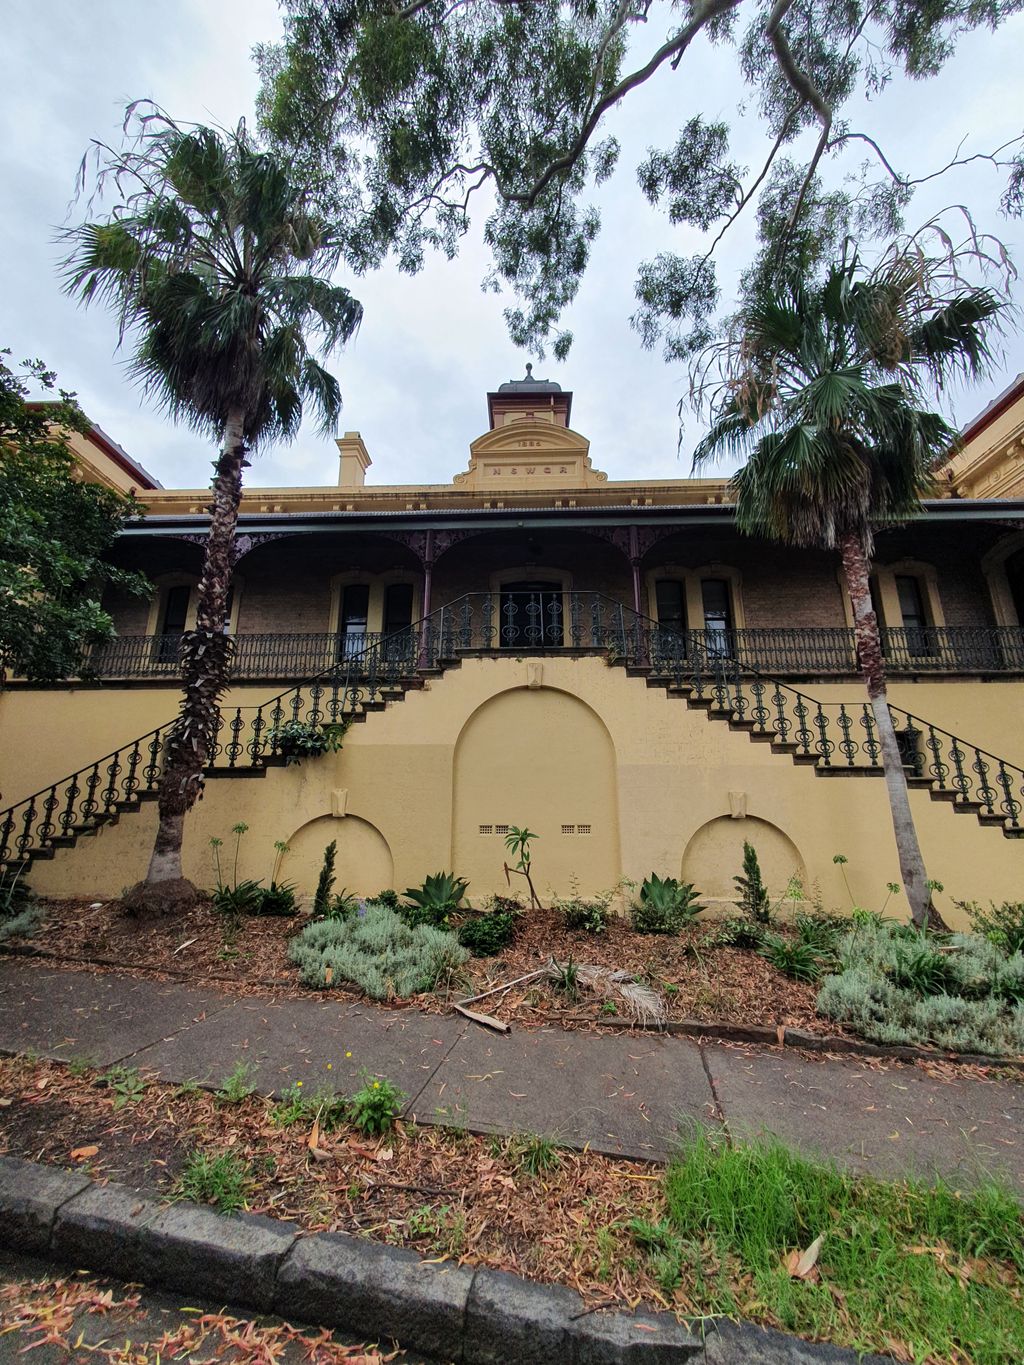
[{"left": 547, "top": 958, "right": 667, "bottom": 1027}]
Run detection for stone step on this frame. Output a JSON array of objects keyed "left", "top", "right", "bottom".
[{"left": 813, "top": 765, "right": 883, "bottom": 777}]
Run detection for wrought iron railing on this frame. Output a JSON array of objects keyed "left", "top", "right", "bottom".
[
  {"left": 2, "top": 593, "right": 1023, "bottom": 870},
  {"left": 47, "top": 609, "right": 1024, "bottom": 682},
  {"left": 80, "top": 630, "right": 416, "bottom": 680}
]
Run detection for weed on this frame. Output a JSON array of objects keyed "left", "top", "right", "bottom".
[
  {"left": 271, "top": 1082, "right": 348, "bottom": 1131},
  {"left": 173, "top": 1149, "right": 249, "bottom": 1213},
  {"left": 600, "top": 1000, "right": 619, "bottom": 1017},
  {"left": 176, "top": 1078, "right": 203, "bottom": 1097},
  {"left": 406, "top": 1204, "right": 466, "bottom": 1255},
  {"left": 66, "top": 1055, "right": 95, "bottom": 1078},
  {"left": 216, "top": 1061, "right": 257, "bottom": 1104},
  {"left": 758, "top": 933, "right": 828, "bottom": 983},
  {"left": 713, "top": 917, "right": 767, "bottom": 950},
  {"left": 551, "top": 954, "right": 580, "bottom": 1002},
  {"left": 211, "top": 879, "right": 263, "bottom": 917},
  {"left": 349, "top": 1072, "right": 404, "bottom": 1136},
  {"left": 512, "top": 1133, "right": 561, "bottom": 1176},
  {"left": 595, "top": 1226, "right": 617, "bottom": 1281},
  {"left": 102, "top": 1065, "right": 145, "bottom": 1108}
]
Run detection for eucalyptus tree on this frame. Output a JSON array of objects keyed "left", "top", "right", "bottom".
[
  {"left": 257, "top": 0, "right": 1024, "bottom": 361},
  {"left": 63, "top": 113, "right": 362, "bottom": 913},
  {"left": 691, "top": 246, "right": 1004, "bottom": 927}
]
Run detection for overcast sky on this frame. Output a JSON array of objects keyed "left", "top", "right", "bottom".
[{"left": 2, "top": 1, "right": 1022, "bottom": 491}]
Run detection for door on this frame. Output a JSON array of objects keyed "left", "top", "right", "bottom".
[
  {"left": 382, "top": 582, "right": 415, "bottom": 666},
  {"left": 156, "top": 584, "right": 190, "bottom": 664},
  {"left": 498, "top": 580, "right": 564, "bottom": 647},
  {"left": 337, "top": 583, "right": 370, "bottom": 662}
]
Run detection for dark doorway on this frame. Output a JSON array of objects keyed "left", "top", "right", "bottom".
[{"left": 498, "top": 581, "right": 564, "bottom": 647}]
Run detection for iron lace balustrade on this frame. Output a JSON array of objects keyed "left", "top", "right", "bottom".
[{"left": 83, "top": 631, "right": 411, "bottom": 681}]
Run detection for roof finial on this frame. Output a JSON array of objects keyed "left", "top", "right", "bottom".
[{"left": 524, "top": 362, "right": 533, "bottom": 379}]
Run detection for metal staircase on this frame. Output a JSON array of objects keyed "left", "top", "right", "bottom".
[{"left": 2, "top": 592, "right": 1022, "bottom": 875}]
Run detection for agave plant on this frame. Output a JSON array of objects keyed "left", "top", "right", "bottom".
[
  {"left": 632, "top": 874, "right": 703, "bottom": 935},
  {"left": 402, "top": 872, "right": 469, "bottom": 928}
]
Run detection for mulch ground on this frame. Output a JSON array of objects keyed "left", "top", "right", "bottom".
[{"left": 8, "top": 899, "right": 831, "bottom": 1034}]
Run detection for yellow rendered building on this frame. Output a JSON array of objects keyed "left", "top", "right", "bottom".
[{"left": 2, "top": 369, "right": 1024, "bottom": 924}]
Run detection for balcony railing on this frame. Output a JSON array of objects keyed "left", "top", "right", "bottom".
[{"left": 26, "top": 602, "right": 1024, "bottom": 683}]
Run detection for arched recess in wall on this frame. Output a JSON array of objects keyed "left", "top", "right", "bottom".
[
  {"left": 451, "top": 685, "right": 621, "bottom": 901},
  {"left": 982, "top": 531, "right": 1024, "bottom": 627},
  {"left": 281, "top": 813, "right": 394, "bottom": 899},
  {"left": 681, "top": 815, "right": 807, "bottom": 903}
]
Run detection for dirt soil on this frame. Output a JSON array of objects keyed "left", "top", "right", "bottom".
[{"left": 9, "top": 899, "right": 831, "bottom": 1034}]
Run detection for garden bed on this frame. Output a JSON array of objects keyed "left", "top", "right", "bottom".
[
  {"left": 1, "top": 1052, "right": 1022, "bottom": 1364},
  {"left": 9, "top": 898, "right": 832, "bottom": 1035}
]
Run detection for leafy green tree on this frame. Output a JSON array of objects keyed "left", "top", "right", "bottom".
[
  {"left": 256, "top": 0, "right": 1023, "bottom": 360},
  {"left": 63, "top": 112, "right": 363, "bottom": 914},
  {"left": 0, "top": 352, "right": 148, "bottom": 683},
  {"left": 692, "top": 246, "right": 1004, "bottom": 928}
]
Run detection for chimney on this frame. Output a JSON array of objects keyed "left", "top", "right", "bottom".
[{"left": 336, "top": 432, "right": 371, "bottom": 487}]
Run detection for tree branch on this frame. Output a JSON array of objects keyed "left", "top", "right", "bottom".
[{"left": 492, "top": 0, "right": 742, "bottom": 208}]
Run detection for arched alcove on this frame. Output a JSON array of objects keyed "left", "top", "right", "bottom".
[
  {"left": 681, "top": 815, "right": 807, "bottom": 903},
  {"left": 281, "top": 813, "right": 394, "bottom": 900},
  {"left": 451, "top": 686, "right": 620, "bottom": 900}
]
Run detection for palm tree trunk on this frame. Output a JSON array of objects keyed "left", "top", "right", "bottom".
[
  {"left": 126, "top": 409, "right": 247, "bottom": 915},
  {"left": 839, "top": 531, "right": 941, "bottom": 930}
]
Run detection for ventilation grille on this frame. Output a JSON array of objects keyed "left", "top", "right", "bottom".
[
  {"left": 478, "top": 825, "right": 493, "bottom": 836},
  {"left": 561, "top": 824, "right": 575, "bottom": 835},
  {"left": 494, "top": 824, "right": 510, "bottom": 836},
  {"left": 577, "top": 824, "right": 592, "bottom": 835}
]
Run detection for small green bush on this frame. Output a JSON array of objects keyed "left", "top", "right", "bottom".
[
  {"left": 793, "top": 912, "right": 844, "bottom": 954},
  {"left": 402, "top": 871, "right": 469, "bottom": 928},
  {"left": 313, "top": 840, "right": 337, "bottom": 916},
  {"left": 325, "top": 888, "right": 360, "bottom": 920},
  {"left": 374, "top": 888, "right": 400, "bottom": 909},
  {"left": 349, "top": 1073, "right": 405, "bottom": 1136},
  {"left": 958, "top": 900, "right": 1024, "bottom": 955},
  {"left": 631, "top": 875, "right": 703, "bottom": 935},
  {"left": 558, "top": 897, "right": 610, "bottom": 934},
  {"left": 288, "top": 904, "right": 469, "bottom": 999},
  {"left": 216, "top": 1061, "right": 257, "bottom": 1104},
  {"left": 458, "top": 911, "right": 517, "bottom": 956}
]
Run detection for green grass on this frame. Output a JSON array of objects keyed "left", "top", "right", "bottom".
[
  {"left": 648, "top": 1131, "right": 1023, "bottom": 1363},
  {"left": 215, "top": 1061, "right": 257, "bottom": 1104},
  {"left": 173, "top": 1149, "right": 250, "bottom": 1213}
]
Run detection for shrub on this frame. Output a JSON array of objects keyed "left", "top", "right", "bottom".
[
  {"left": 558, "top": 896, "right": 610, "bottom": 934},
  {"left": 817, "top": 920, "right": 1024, "bottom": 1055},
  {"left": 313, "top": 840, "right": 337, "bottom": 916},
  {"left": 257, "top": 881, "right": 297, "bottom": 916},
  {"left": 0, "top": 866, "right": 41, "bottom": 942},
  {"left": 288, "top": 904, "right": 468, "bottom": 999},
  {"left": 958, "top": 900, "right": 1024, "bottom": 955},
  {"left": 268, "top": 718, "right": 346, "bottom": 764},
  {"left": 174, "top": 1149, "right": 249, "bottom": 1212},
  {"left": 402, "top": 871, "right": 469, "bottom": 928},
  {"left": 374, "top": 888, "right": 400, "bottom": 909},
  {"left": 631, "top": 874, "right": 703, "bottom": 935},
  {"left": 758, "top": 933, "right": 827, "bottom": 983},
  {"left": 458, "top": 911, "right": 517, "bottom": 956},
  {"left": 713, "top": 917, "right": 767, "bottom": 950},
  {"left": 349, "top": 1072, "right": 404, "bottom": 1136},
  {"left": 734, "top": 841, "right": 771, "bottom": 924}
]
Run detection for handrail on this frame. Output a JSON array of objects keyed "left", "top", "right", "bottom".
[{"left": 3, "top": 591, "right": 1022, "bottom": 868}]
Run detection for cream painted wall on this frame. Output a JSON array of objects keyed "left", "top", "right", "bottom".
[{"left": 10, "top": 657, "right": 1023, "bottom": 927}]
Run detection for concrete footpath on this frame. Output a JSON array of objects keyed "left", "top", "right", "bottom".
[{"left": 1, "top": 960, "right": 1022, "bottom": 1188}]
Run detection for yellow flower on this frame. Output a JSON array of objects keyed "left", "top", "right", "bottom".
[
  {"left": 345, "top": 1051, "right": 352, "bottom": 1058},
  {"left": 326, "top": 1064, "right": 332, "bottom": 1071},
  {"left": 373, "top": 1081, "right": 380, "bottom": 1089},
  {"left": 296, "top": 1081, "right": 303, "bottom": 1087}
]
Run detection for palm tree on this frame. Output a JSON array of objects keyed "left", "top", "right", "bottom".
[
  {"left": 693, "top": 247, "right": 1003, "bottom": 929},
  {"left": 63, "top": 113, "right": 362, "bottom": 914}
]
